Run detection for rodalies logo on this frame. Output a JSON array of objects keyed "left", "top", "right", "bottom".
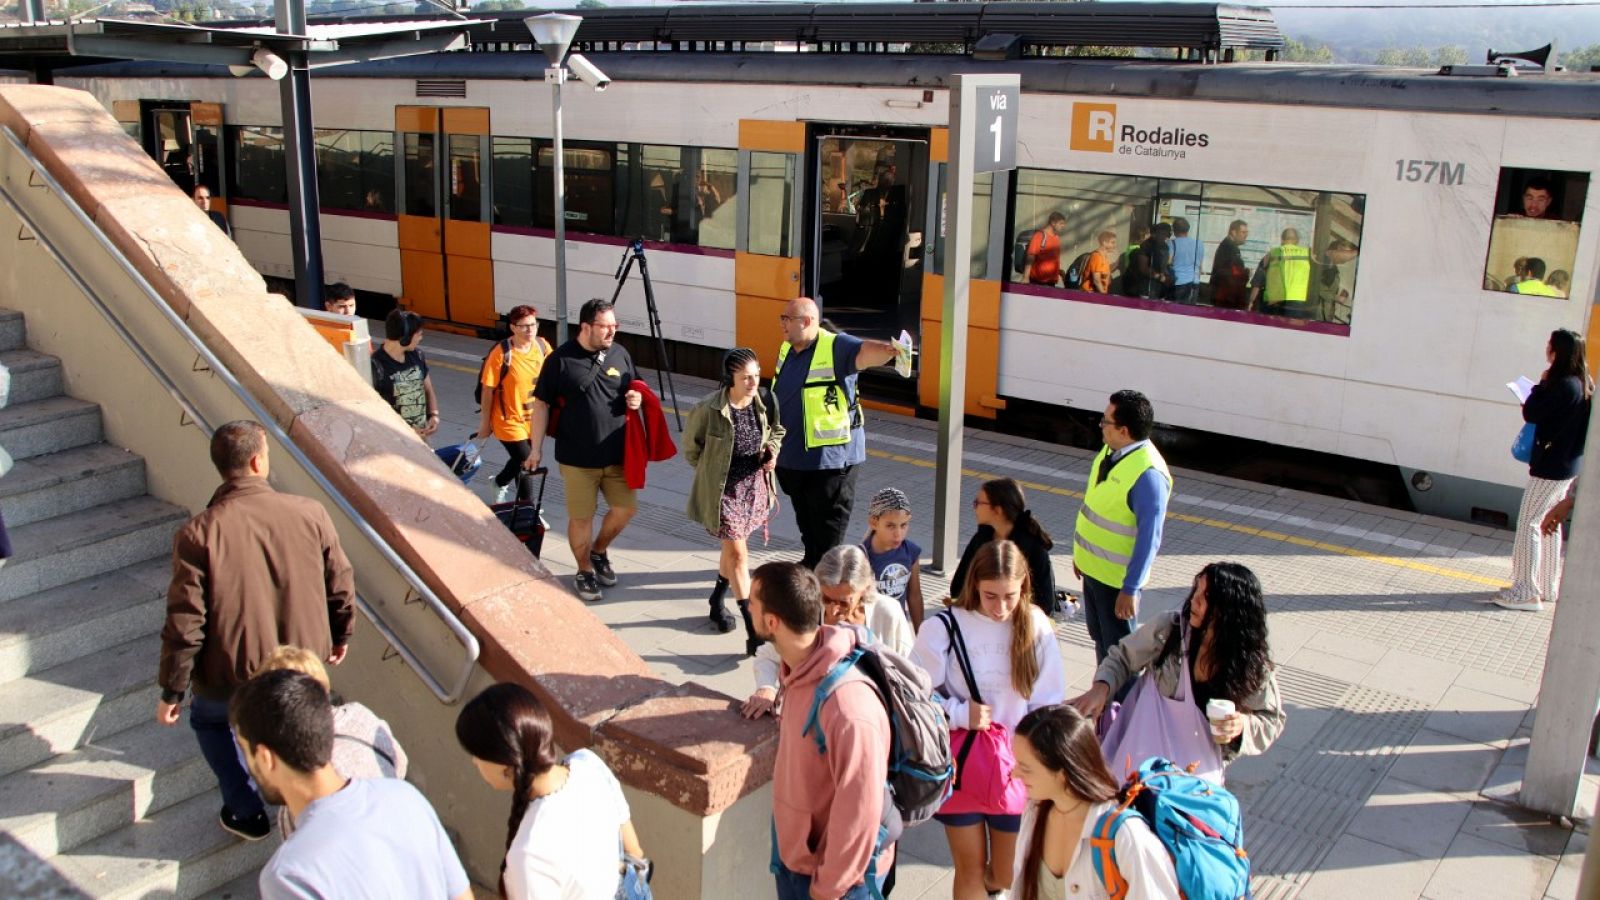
[{"left": 1070, "top": 102, "right": 1210, "bottom": 160}]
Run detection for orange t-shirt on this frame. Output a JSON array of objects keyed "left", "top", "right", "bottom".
[
  {"left": 481, "top": 338, "right": 550, "bottom": 441},
  {"left": 1083, "top": 250, "right": 1113, "bottom": 293},
  {"left": 1026, "top": 229, "right": 1063, "bottom": 284}
]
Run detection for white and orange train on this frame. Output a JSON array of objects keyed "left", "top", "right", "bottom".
[{"left": 55, "top": 3, "right": 1600, "bottom": 525}]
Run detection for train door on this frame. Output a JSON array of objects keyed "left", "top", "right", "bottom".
[
  {"left": 809, "top": 128, "right": 929, "bottom": 365},
  {"left": 734, "top": 120, "right": 805, "bottom": 372},
  {"left": 918, "top": 128, "right": 1006, "bottom": 419},
  {"left": 141, "top": 101, "right": 229, "bottom": 219},
  {"left": 395, "top": 106, "right": 496, "bottom": 327}
]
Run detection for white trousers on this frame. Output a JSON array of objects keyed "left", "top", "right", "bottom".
[{"left": 1508, "top": 475, "right": 1575, "bottom": 602}]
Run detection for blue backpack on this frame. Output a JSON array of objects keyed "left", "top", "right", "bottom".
[{"left": 1090, "top": 757, "right": 1250, "bottom": 900}]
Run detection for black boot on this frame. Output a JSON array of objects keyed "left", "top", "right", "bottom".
[
  {"left": 738, "top": 599, "right": 763, "bottom": 657},
  {"left": 708, "top": 577, "right": 735, "bottom": 633}
]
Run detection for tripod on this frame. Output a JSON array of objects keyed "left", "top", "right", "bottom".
[{"left": 608, "top": 238, "right": 681, "bottom": 429}]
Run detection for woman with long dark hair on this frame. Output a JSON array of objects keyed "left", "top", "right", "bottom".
[
  {"left": 455, "top": 683, "right": 649, "bottom": 899},
  {"left": 913, "top": 541, "right": 1066, "bottom": 900},
  {"left": 684, "top": 347, "right": 784, "bottom": 644},
  {"left": 950, "top": 477, "right": 1059, "bottom": 616},
  {"left": 1011, "top": 706, "right": 1179, "bottom": 900},
  {"left": 1496, "top": 328, "right": 1593, "bottom": 611},
  {"left": 1069, "top": 562, "right": 1283, "bottom": 768}
]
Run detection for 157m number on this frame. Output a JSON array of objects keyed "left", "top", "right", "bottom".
[{"left": 1395, "top": 159, "right": 1465, "bottom": 185}]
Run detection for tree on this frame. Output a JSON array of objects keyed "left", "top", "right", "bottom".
[
  {"left": 1280, "top": 37, "right": 1334, "bottom": 63},
  {"left": 474, "top": 0, "right": 524, "bottom": 9},
  {"left": 1563, "top": 44, "right": 1600, "bottom": 72},
  {"left": 1434, "top": 45, "right": 1467, "bottom": 66},
  {"left": 576, "top": 0, "right": 605, "bottom": 7}
]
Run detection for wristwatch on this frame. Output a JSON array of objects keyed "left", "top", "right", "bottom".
[{"left": 160, "top": 688, "right": 185, "bottom": 705}]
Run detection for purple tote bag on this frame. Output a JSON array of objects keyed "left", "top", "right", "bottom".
[{"left": 1098, "top": 626, "right": 1225, "bottom": 784}]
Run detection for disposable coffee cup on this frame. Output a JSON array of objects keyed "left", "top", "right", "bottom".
[{"left": 1206, "top": 699, "right": 1236, "bottom": 726}]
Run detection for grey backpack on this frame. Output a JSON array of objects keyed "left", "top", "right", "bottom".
[{"left": 801, "top": 626, "right": 955, "bottom": 828}]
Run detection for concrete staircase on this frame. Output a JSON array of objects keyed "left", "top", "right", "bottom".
[{"left": 0, "top": 308, "right": 271, "bottom": 898}]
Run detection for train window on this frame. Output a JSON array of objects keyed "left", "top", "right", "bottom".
[
  {"left": 627, "top": 144, "right": 684, "bottom": 242},
  {"left": 447, "top": 134, "right": 485, "bottom": 222},
  {"left": 402, "top": 132, "right": 437, "bottom": 218},
  {"left": 491, "top": 137, "right": 535, "bottom": 228},
  {"left": 226, "top": 126, "right": 287, "bottom": 204},
  {"left": 748, "top": 151, "right": 797, "bottom": 257},
  {"left": 534, "top": 141, "right": 616, "bottom": 234},
  {"left": 315, "top": 130, "right": 394, "bottom": 214},
  {"left": 1484, "top": 168, "right": 1588, "bottom": 298},
  {"left": 932, "top": 167, "right": 993, "bottom": 279},
  {"left": 1010, "top": 168, "right": 1365, "bottom": 330},
  {"left": 697, "top": 148, "right": 738, "bottom": 251}
]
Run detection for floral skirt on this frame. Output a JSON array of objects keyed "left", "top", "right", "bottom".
[{"left": 716, "top": 471, "right": 771, "bottom": 541}]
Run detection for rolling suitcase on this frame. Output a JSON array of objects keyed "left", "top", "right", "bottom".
[{"left": 490, "top": 467, "right": 548, "bottom": 558}]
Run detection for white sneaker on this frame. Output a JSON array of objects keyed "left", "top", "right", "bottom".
[
  {"left": 494, "top": 482, "right": 512, "bottom": 505},
  {"left": 1494, "top": 597, "right": 1544, "bottom": 612}
]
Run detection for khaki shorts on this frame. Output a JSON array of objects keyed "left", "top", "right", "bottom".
[{"left": 559, "top": 463, "right": 637, "bottom": 519}]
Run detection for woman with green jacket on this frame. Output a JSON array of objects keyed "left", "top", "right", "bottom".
[{"left": 684, "top": 348, "right": 784, "bottom": 651}]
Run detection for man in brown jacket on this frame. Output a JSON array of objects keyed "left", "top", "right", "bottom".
[{"left": 156, "top": 420, "right": 356, "bottom": 841}]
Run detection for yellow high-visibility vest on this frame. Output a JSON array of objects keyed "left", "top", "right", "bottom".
[
  {"left": 777, "top": 330, "right": 856, "bottom": 449},
  {"left": 1072, "top": 442, "right": 1172, "bottom": 589},
  {"left": 1265, "top": 244, "right": 1312, "bottom": 303}
]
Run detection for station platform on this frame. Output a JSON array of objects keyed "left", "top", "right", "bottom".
[{"left": 418, "top": 328, "right": 1588, "bottom": 900}]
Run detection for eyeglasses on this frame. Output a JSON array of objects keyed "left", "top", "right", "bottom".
[
  {"left": 1101, "top": 418, "right": 1119, "bottom": 428},
  {"left": 779, "top": 314, "right": 809, "bottom": 324},
  {"left": 972, "top": 497, "right": 990, "bottom": 508},
  {"left": 511, "top": 322, "right": 537, "bottom": 330}
]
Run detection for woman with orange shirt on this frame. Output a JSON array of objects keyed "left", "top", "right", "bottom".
[{"left": 477, "top": 304, "right": 553, "bottom": 504}]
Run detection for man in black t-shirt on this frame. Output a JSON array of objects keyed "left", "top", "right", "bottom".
[{"left": 528, "top": 299, "right": 642, "bottom": 602}]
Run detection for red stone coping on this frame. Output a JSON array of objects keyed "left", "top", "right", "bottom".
[{"left": 0, "top": 85, "right": 776, "bottom": 816}]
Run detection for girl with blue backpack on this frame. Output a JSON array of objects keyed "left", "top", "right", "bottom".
[{"left": 1011, "top": 705, "right": 1179, "bottom": 899}]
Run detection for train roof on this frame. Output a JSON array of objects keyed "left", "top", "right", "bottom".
[{"left": 60, "top": 50, "right": 1600, "bottom": 121}]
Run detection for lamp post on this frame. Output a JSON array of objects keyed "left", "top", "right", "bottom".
[{"left": 526, "top": 13, "right": 582, "bottom": 345}]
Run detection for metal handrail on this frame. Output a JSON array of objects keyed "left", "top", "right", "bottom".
[{"left": 0, "top": 126, "right": 480, "bottom": 704}]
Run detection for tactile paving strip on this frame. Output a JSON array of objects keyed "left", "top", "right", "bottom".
[{"left": 1241, "top": 665, "right": 1431, "bottom": 899}]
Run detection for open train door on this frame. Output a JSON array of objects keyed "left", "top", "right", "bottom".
[
  {"left": 396, "top": 106, "right": 497, "bottom": 328},
  {"left": 918, "top": 127, "right": 1006, "bottom": 420},
  {"left": 735, "top": 120, "right": 805, "bottom": 372}
]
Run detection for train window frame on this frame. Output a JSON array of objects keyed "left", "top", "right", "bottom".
[
  {"left": 315, "top": 129, "right": 395, "bottom": 215},
  {"left": 226, "top": 125, "right": 288, "bottom": 205},
  {"left": 1483, "top": 167, "right": 1587, "bottom": 299},
  {"left": 1008, "top": 167, "right": 1365, "bottom": 334}
]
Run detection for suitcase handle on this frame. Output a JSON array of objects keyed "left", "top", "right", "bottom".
[{"left": 515, "top": 467, "right": 549, "bottom": 508}]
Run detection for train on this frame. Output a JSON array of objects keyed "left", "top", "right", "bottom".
[{"left": 47, "top": 2, "right": 1600, "bottom": 526}]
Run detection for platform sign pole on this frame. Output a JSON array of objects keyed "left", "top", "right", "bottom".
[
  {"left": 1523, "top": 396, "right": 1600, "bottom": 816},
  {"left": 933, "top": 74, "right": 1019, "bottom": 573}
]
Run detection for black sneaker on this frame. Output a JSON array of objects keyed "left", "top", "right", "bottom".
[
  {"left": 574, "top": 571, "right": 604, "bottom": 602},
  {"left": 590, "top": 552, "right": 618, "bottom": 587},
  {"left": 219, "top": 806, "right": 271, "bottom": 841}
]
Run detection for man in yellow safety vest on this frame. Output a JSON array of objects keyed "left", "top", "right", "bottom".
[
  {"left": 1072, "top": 390, "right": 1173, "bottom": 665},
  {"left": 1249, "top": 228, "right": 1312, "bottom": 318},
  {"left": 774, "top": 297, "right": 900, "bottom": 568}
]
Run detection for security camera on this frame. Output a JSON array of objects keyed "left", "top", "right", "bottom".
[{"left": 566, "top": 53, "right": 611, "bottom": 92}]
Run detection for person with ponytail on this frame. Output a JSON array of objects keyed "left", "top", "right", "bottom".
[
  {"left": 1011, "top": 706, "right": 1179, "bottom": 900},
  {"left": 456, "top": 683, "right": 650, "bottom": 900},
  {"left": 1495, "top": 328, "right": 1593, "bottom": 611},
  {"left": 684, "top": 347, "right": 784, "bottom": 648},
  {"left": 1070, "top": 562, "right": 1283, "bottom": 768},
  {"left": 951, "top": 477, "right": 1060, "bottom": 616},
  {"left": 912, "top": 540, "right": 1066, "bottom": 900}
]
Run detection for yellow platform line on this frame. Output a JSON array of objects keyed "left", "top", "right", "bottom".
[{"left": 432, "top": 371, "right": 1507, "bottom": 590}]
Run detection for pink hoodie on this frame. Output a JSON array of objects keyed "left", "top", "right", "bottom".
[{"left": 774, "top": 625, "right": 896, "bottom": 899}]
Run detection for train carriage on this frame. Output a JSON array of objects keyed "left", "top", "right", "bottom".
[{"left": 55, "top": 2, "right": 1600, "bottom": 526}]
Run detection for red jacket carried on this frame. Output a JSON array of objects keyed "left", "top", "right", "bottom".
[{"left": 624, "top": 379, "right": 677, "bottom": 489}]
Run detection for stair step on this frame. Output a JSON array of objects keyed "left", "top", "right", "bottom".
[
  {"left": 0, "top": 717, "right": 214, "bottom": 860},
  {"left": 52, "top": 790, "right": 278, "bottom": 900},
  {"left": 0, "top": 309, "right": 22, "bottom": 353},
  {"left": 199, "top": 871, "right": 261, "bottom": 899},
  {"left": 0, "top": 349, "right": 63, "bottom": 409},
  {"left": 0, "top": 495, "right": 188, "bottom": 604},
  {"left": 0, "top": 557, "right": 169, "bottom": 682},
  {"left": 0, "top": 635, "right": 162, "bottom": 779},
  {"left": 0, "top": 443, "right": 146, "bottom": 528},
  {"left": 0, "top": 395, "right": 102, "bottom": 460}
]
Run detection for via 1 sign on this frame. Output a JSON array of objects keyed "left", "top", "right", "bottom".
[{"left": 976, "top": 84, "right": 1019, "bottom": 173}]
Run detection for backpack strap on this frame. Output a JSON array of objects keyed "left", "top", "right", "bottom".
[
  {"left": 802, "top": 649, "right": 864, "bottom": 755},
  {"left": 1089, "top": 806, "right": 1137, "bottom": 900}
]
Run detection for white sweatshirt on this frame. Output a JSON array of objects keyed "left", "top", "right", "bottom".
[
  {"left": 752, "top": 591, "right": 915, "bottom": 692},
  {"left": 911, "top": 605, "right": 1066, "bottom": 733}
]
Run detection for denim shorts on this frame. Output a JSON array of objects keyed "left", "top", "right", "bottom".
[{"left": 932, "top": 811, "right": 1023, "bottom": 832}]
